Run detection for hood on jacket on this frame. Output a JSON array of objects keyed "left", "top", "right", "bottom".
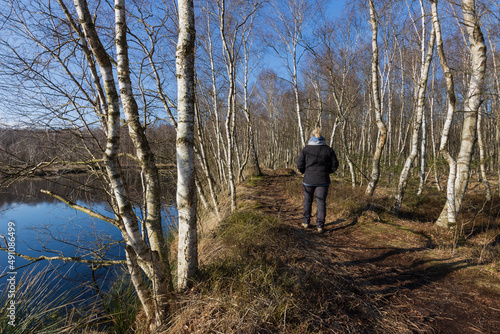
[{"left": 307, "top": 136, "right": 327, "bottom": 146}]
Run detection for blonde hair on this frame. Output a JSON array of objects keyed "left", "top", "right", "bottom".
[{"left": 311, "top": 127, "right": 322, "bottom": 138}]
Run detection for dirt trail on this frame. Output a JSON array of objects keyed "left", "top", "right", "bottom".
[{"left": 246, "top": 172, "right": 500, "bottom": 334}]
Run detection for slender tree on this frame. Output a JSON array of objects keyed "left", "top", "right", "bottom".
[
  {"left": 431, "top": 0, "right": 458, "bottom": 227},
  {"left": 176, "top": 0, "right": 198, "bottom": 289},
  {"left": 366, "top": 0, "right": 388, "bottom": 196},
  {"left": 393, "top": 8, "right": 436, "bottom": 213}
]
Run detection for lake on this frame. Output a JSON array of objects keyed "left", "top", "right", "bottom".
[{"left": 0, "top": 175, "right": 177, "bottom": 305}]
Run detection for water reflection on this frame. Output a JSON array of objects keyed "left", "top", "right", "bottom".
[{"left": 0, "top": 173, "right": 177, "bottom": 302}]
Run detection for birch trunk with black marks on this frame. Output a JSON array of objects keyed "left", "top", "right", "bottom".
[
  {"left": 176, "top": 0, "right": 198, "bottom": 289},
  {"left": 366, "top": 0, "right": 387, "bottom": 197},
  {"left": 68, "top": 0, "right": 175, "bottom": 327},
  {"left": 432, "top": 0, "right": 486, "bottom": 228},
  {"left": 195, "top": 102, "right": 221, "bottom": 218},
  {"left": 451, "top": 0, "right": 486, "bottom": 218},
  {"left": 219, "top": 0, "right": 237, "bottom": 212},
  {"left": 431, "top": 0, "right": 458, "bottom": 227},
  {"left": 477, "top": 107, "right": 492, "bottom": 201},
  {"left": 393, "top": 23, "right": 435, "bottom": 214},
  {"left": 435, "top": 0, "right": 486, "bottom": 228},
  {"left": 240, "top": 28, "right": 262, "bottom": 178}
]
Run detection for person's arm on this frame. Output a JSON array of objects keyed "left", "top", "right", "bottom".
[
  {"left": 330, "top": 149, "right": 339, "bottom": 173},
  {"left": 297, "top": 148, "right": 306, "bottom": 174}
]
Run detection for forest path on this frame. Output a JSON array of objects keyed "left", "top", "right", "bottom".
[{"left": 241, "top": 170, "right": 500, "bottom": 334}]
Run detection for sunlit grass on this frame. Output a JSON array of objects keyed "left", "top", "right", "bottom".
[
  {"left": 168, "top": 210, "right": 305, "bottom": 333},
  {"left": 0, "top": 265, "right": 86, "bottom": 333}
]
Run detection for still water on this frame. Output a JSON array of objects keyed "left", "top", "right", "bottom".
[{"left": 0, "top": 175, "right": 177, "bottom": 301}]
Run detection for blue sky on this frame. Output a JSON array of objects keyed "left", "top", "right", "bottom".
[{"left": 327, "top": 0, "right": 347, "bottom": 17}]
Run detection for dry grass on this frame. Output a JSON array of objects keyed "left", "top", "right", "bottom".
[
  {"left": 166, "top": 183, "right": 421, "bottom": 333},
  {"left": 164, "top": 171, "right": 500, "bottom": 333}
]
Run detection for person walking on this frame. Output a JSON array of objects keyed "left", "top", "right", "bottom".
[{"left": 296, "top": 128, "right": 338, "bottom": 233}]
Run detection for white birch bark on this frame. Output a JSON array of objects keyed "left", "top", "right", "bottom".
[
  {"left": 485, "top": 27, "right": 500, "bottom": 193},
  {"left": 239, "top": 25, "right": 262, "bottom": 178},
  {"left": 366, "top": 0, "right": 388, "bottom": 196},
  {"left": 431, "top": 0, "right": 458, "bottom": 227},
  {"left": 176, "top": 0, "right": 198, "bottom": 289},
  {"left": 219, "top": 0, "right": 237, "bottom": 211},
  {"left": 202, "top": 0, "right": 226, "bottom": 188},
  {"left": 393, "top": 24, "right": 436, "bottom": 213},
  {"left": 418, "top": 110, "right": 427, "bottom": 196},
  {"left": 429, "top": 64, "right": 442, "bottom": 191},
  {"left": 452, "top": 0, "right": 486, "bottom": 212},
  {"left": 477, "top": 107, "right": 492, "bottom": 200},
  {"left": 434, "top": 0, "right": 487, "bottom": 227},
  {"left": 194, "top": 102, "right": 220, "bottom": 218},
  {"left": 69, "top": 0, "right": 175, "bottom": 327},
  {"left": 115, "top": 0, "right": 173, "bottom": 299}
]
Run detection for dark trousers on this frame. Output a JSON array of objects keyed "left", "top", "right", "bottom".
[{"left": 302, "top": 185, "right": 329, "bottom": 228}]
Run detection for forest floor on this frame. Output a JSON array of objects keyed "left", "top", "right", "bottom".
[
  {"left": 242, "top": 170, "right": 499, "bottom": 333},
  {"left": 170, "top": 169, "right": 500, "bottom": 333}
]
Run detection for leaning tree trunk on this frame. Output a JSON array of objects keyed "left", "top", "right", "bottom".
[
  {"left": 431, "top": 0, "right": 458, "bottom": 227},
  {"left": 218, "top": 0, "right": 238, "bottom": 211},
  {"left": 452, "top": 0, "right": 487, "bottom": 214},
  {"left": 115, "top": 0, "right": 174, "bottom": 321},
  {"left": 477, "top": 106, "right": 492, "bottom": 201},
  {"left": 393, "top": 26, "right": 435, "bottom": 213},
  {"left": 66, "top": 0, "right": 175, "bottom": 328},
  {"left": 433, "top": 0, "right": 487, "bottom": 228},
  {"left": 366, "top": 0, "right": 388, "bottom": 196},
  {"left": 176, "top": 0, "right": 198, "bottom": 289}
]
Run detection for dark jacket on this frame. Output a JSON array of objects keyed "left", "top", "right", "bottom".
[{"left": 296, "top": 136, "right": 338, "bottom": 186}]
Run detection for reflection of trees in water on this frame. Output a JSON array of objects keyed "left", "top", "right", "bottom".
[{"left": 0, "top": 170, "right": 176, "bottom": 208}]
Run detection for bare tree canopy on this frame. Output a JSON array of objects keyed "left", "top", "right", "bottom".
[{"left": 0, "top": 0, "right": 499, "bottom": 330}]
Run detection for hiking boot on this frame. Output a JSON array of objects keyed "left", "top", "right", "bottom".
[
  {"left": 317, "top": 227, "right": 324, "bottom": 234},
  {"left": 302, "top": 222, "right": 310, "bottom": 229}
]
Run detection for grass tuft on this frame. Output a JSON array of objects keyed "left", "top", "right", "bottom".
[
  {"left": 0, "top": 266, "right": 87, "bottom": 333},
  {"left": 168, "top": 210, "right": 305, "bottom": 333}
]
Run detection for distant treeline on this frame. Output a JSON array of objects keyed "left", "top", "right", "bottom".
[
  {"left": 0, "top": 125, "right": 178, "bottom": 205},
  {"left": 0, "top": 125, "right": 177, "bottom": 174}
]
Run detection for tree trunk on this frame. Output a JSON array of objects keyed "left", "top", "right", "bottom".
[
  {"left": 366, "top": 0, "right": 388, "bottom": 197},
  {"left": 194, "top": 102, "right": 220, "bottom": 218},
  {"left": 69, "top": 0, "right": 175, "bottom": 327},
  {"left": 219, "top": 0, "right": 237, "bottom": 211},
  {"left": 393, "top": 26, "right": 435, "bottom": 213},
  {"left": 433, "top": 0, "right": 487, "bottom": 228},
  {"left": 240, "top": 29, "right": 262, "bottom": 178},
  {"left": 452, "top": 0, "right": 486, "bottom": 210},
  {"left": 417, "top": 110, "right": 427, "bottom": 196},
  {"left": 176, "top": 0, "right": 198, "bottom": 289},
  {"left": 431, "top": 0, "right": 458, "bottom": 228},
  {"left": 115, "top": 0, "right": 174, "bottom": 322},
  {"left": 477, "top": 106, "right": 492, "bottom": 200}
]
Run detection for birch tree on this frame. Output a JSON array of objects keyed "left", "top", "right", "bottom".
[
  {"left": 366, "top": 0, "right": 388, "bottom": 196},
  {"left": 176, "top": 0, "right": 198, "bottom": 289},
  {"left": 217, "top": 0, "right": 260, "bottom": 211},
  {"left": 448, "top": 0, "right": 487, "bottom": 223},
  {"left": 238, "top": 19, "right": 263, "bottom": 178},
  {"left": 313, "top": 14, "right": 364, "bottom": 188},
  {"left": 0, "top": 0, "right": 180, "bottom": 328},
  {"left": 393, "top": 3, "right": 436, "bottom": 213},
  {"left": 431, "top": 0, "right": 458, "bottom": 227},
  {"left": 432, "top": 0, "right": 487, "bottom": 228}
]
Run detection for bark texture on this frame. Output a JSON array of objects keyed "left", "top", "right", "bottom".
[
  {"left": 176, "top": 0, "right": 198, "bottom": 289},
  {"left": 393, "top": 26, "right": 435, "bottom": 213},
  {"left": 366, "top": 0, "right": 387, "bottom": 197}
]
